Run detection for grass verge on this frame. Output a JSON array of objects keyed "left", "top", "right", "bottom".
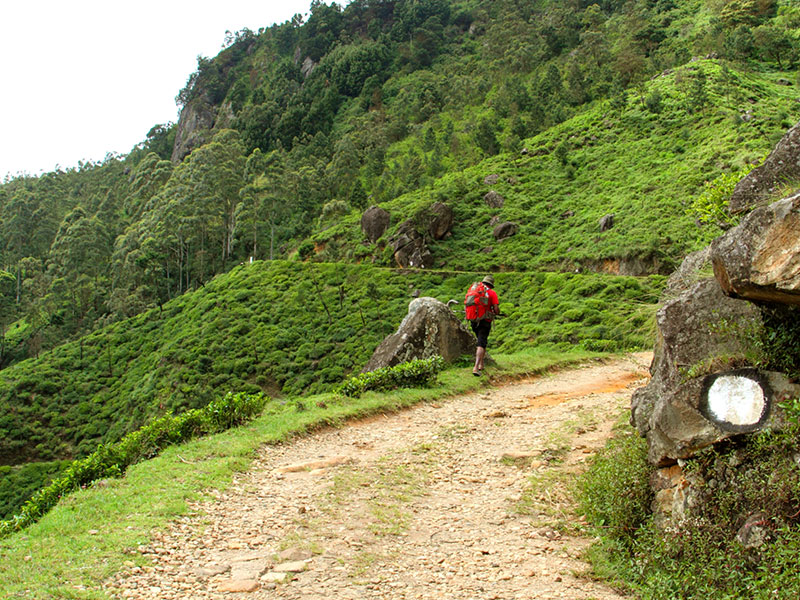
[{"left": 0, "top": 347, "right": 598, "bottom": 599}]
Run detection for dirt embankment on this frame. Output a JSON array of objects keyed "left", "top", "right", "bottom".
[{"left": 109, "top": 354, "right": 651, "bottom": 600}]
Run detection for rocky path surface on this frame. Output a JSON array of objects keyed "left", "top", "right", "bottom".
[{"left": 108, "top": 354, "right": 651, "bottom": 600}]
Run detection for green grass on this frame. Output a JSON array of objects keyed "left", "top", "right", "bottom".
[{"left": 0, "top": 347, "right": 597, "bottom": 599}]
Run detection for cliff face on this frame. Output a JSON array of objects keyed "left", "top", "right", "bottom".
[{"left": 171, "top": 94, "right": 216, "bottom": 163}]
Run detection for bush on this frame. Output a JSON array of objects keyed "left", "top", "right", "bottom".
[
  {"left": 578, "top": 426, "right": 652, "bottom": 545},
  {"left": 0, "top": 391, "right": 267, "bottom": 538},
  {"left": 337, "top": 356, "right": 445, "bottom": 398}
]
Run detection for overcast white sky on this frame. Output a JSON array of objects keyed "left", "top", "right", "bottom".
[{"left": 0, "top": 0, "right": 321, "bottom": 180}]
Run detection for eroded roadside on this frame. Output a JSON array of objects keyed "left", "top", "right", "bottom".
[{"left": 108, "top": 354, "right": 651, "bottom": 600}]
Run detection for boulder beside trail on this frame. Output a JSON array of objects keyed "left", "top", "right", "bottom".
[
  {"left": 363, "top": 297, "right": 476, "bottom": 372},
  {"left": 630, "top": 277, "right": 776, "bottom": 466},
  {"left": 711, "top": 192, "right": 800, "bottom": 306}
]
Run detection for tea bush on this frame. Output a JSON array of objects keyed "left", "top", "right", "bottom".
[
  {"left": 0, "top": 391, "right": 266, "bottom": 536},
  {"left": 338, "top": 356, "right": 445, "bottom": 398}
]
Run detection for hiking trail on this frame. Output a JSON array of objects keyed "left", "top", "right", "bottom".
[{"left": 108, "top": 353, "right": 651, "bottom": 599}]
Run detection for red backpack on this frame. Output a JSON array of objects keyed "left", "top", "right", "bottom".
[{"left": 464, "top": 281, "right": 491, "bottom": 321}]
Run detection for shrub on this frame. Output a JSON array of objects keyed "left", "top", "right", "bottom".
[
  {"left": 337, "top": 356, "right": 445, "bottom": 398},
  {"left": 578, "top": 425, "right": 652, "bottom": 546},
  {"left": 0, "top": 391, "right": 267, "bottom": 538}
]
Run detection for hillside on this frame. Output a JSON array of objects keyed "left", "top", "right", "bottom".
[
  {"left": 0, "top": 0, "right": 798, "bottom": 549},
  {"left": 0, "top": 0, "right": 797, "bottom": 367},
  {"left": 0, "top": 1, "right": 799, "bottom": 596},
  {"left": 311, "top": 59, "right": 799, "bottom": 273},
  {"left": 0, "top": 259, "right": 662, "bottom": 517}
]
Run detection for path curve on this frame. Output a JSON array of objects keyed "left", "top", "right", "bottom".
[{"left": 108, "top": 354, "right": 651, "bottom": 599}]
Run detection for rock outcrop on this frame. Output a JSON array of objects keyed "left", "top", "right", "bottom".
[
  {"left": 361, "top": 206, "right": 391, "bottom": 243},
  {"left": 389, "top": 220, "right": 434, "bottom": 269},
  {"left": 633, "top": 176, "right": 800, "bottom": 528},
  {"left": 171, "top": 96, "right": 216, "bottom": 163},
  {"left": 630, "top": 277, "right": 776, "bottom": 466},
  {"left": 728, "top": 120, "right": 800, "bottom": 214},
  {"left": 387, "top": 203, "right": 454, "bottom": 268},
  {"left": 363, "top": 297, "right": 476, "bottom": 372},
  {"left": 711, "top": 192, "right": 800, "bottom": 305}
]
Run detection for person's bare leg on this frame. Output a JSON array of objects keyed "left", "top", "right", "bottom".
[{"left": 473, "top": 346, "right": 485, "bottom": 374}]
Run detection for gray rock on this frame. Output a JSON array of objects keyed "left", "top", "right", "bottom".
[
  {"left": 599, "top": 214, "right": 615, "bottom": 232},
  {"left": 492, "top": 222, "right": 518, "bottom": 240},
  {"left": 171, "top": 95, "right": 216, "bottom": 163},
  {"left": 483, "top": 174, "right": 500, "bottom": 185},
  {"left": 729, "top": 120, "right": 800, "bottom": 214},
  {"left": 427, "top": 202, "right": 454, "bottom": 240},
  {"left": 484, "top": 190, "right": 505, "bottom": 208},
  {"left": 363, "top": 297, "right": 476, "bottom": 372},
  {"left": 301, "top": 56, "right": 317, "bottom": 78},
  {"left": 711, "top": 192, "right": 800, "bottom": 306},
  {"left": 361, "top": 206, "right": 391, "bottom": 243},
  {"left": 662, "top": 247, "right": 712, "bottom": 300},
  {"left": 630, "top": 278, "right": 763, "bottom": 465}
]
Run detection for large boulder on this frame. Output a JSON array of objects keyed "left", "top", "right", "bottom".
[
  {"left": 363, "top": 297, "right": 476, "bottom": 372},
  {"left": 630, "top": 274, "right": 800, "bottom": 466},
  {"left": 427, "top": 202, "right": 454, "bottom": 240},
  {"left": 711, "top": 192, "right": 800, "bottom": 306},
  {"left": 361, "top": 206, "right": 391, "bottom": 243},
  {"left": 728, "top": 120, "right": 800, "bottom": 214}
]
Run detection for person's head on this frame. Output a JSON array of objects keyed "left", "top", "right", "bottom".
[{"left": 482, "top": 274, "right": 494, "bottom": 289}]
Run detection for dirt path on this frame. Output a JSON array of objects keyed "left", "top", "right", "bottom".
[{"left": 108, "top": 354, "right": 651, "bottom": 600}]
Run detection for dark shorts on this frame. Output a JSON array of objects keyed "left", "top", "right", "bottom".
[{"left": 470, "top": 320, "right": 492, "bottom": 349}]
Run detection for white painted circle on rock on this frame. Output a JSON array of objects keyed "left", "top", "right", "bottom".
[{"left": 707, "top": 375, "right": 766, "bottom": 426}]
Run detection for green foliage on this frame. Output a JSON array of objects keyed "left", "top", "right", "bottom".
[
  {"left": 0, "top": 461, "right": 71, "bottom": 523},
  {"left": 756, "top": 305, "right": 800, "bottom": 379},
  {"left": 582, "top": 422, "right": 800, "bottom": 599},
  {"left": 0, "top": 262, "right": 663, "bottom": 479},
  {"left": 338, "top": 356, "right": 445, "bottom": 398},
  {"left": 578, "top": 422, "right": 653, "bottom": 546},
  {"left": 0, "top": 391, "right": 266, "bottom": 536},
  {"left": 1, "top": 0, "right": 798, "bottom": 371},
  {"left": 688, "top": 161, "right": 758, "bottom": 228}
]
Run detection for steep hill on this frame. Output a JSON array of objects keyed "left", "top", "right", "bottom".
[
  {"left": 311, "top": 59, "right": 799, "bottom": 273},
  {"left": 0, "top": 0, "right": 797, "bottom": 367},
  {"left": 0, "top": 261, "right": 662, "bottom": 466}
]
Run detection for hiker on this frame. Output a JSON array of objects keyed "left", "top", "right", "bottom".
[{"left": 464, "top": 274, "right": 500, "bottom": 376}]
